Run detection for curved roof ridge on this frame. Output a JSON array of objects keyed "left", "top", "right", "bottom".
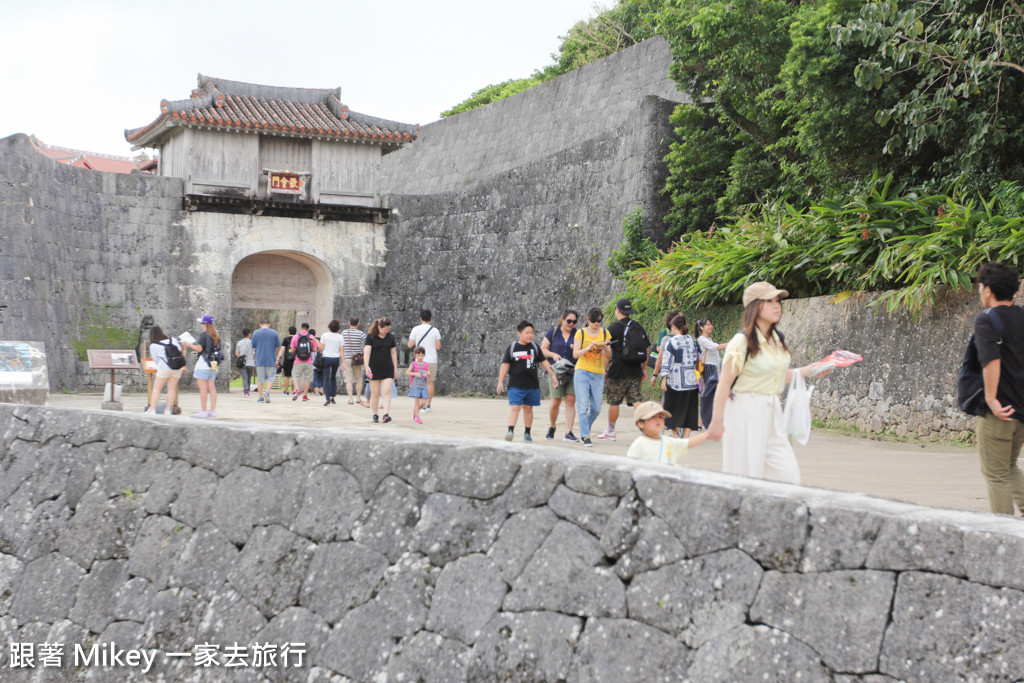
[{"left": 198, "top": 73, "right": 340, "bottom": 105}]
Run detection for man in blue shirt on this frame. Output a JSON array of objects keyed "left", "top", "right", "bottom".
[{"left": 251, "top": 319, "right": 281, "bottom": 403}]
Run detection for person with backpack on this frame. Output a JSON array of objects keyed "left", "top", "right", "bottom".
[
  {"left": 146, "top": 325, "right": 185, "bottom": 414},
  {"left": 277, "top": 326, "right": 297, "bottom": 395},
  {"left": 497, "top": 320, "right": 558, "bottom": 442},
  {"left": 186, "top": 314, "right": 222, "bottom": 417},
  {"left": 596, "top": 298, "right": 650, "bottom": 442},
  {"left": 971, "top": 262, "right": 1024, "bottom": 515},
  {"left": 659, "top": 314, "right": 700, "bottom": 437},
  {"left": 707, "top": 283, "right": 829, "bottom": 483},
  {"left": 407, "top": 309, "right": 442, "bottom": 411},
  {"left": 289, "top": 322, "right": 320, "bottom": 402},
  {"left": 573, "top": 307, "right": 612, "bottom": 447},
  {"left": 234, "top": 328, "right": 255, "bottom": 397},
  {"left": 540, "top": 309, "right": 580, "bottom": 442}
]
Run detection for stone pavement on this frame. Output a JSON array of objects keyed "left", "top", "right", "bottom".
[{"left": 45, "top": 390, "right": 992, "bottom": 514}]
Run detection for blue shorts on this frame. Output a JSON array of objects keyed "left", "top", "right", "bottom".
[
  {"left": 409, "top": 387, "right": 428, "bottom": 399},
  {"left": 194, "top": 367, "right": 218, "bottom": 381},
  {"left": 508, "top": 387, "right": 541, "bottom": 407}
]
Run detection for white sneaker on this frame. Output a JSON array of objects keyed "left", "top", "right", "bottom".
[
  {"left": 596, "top": 431, "right": 616, "bottom": 441},
  {"left": 422, "top": 405, "right": 432, "bottom": 413}
]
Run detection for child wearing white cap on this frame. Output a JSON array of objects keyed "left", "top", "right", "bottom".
[{"left": 626, "top": 401, "right": 708, "bottom": 465}]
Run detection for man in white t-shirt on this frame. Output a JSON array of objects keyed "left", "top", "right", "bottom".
[{"left": 407, "top": 309, "right": 442, "bottom": 411}]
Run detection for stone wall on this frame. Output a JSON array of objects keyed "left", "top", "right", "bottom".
[
  {"left": 367, "top": 37, "right": 689, "bottom": 394},
  {"left": 781, "top": 288, "right": 984, "bottom": 441},
  {"left": 0, "top": 133, "right": 386, "bottom": 393},
  {"left": 2, "top": 404, "right": 1022, "bottom": 681}
]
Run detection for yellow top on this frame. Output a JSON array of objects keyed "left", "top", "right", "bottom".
[
  {"left": 722, "top": 329, "right": 791, "bottom": 395},
  {"left": 575, "top": 327, "right": 609, "bottom": 374},
  {"left": 626, "top": 435, "right": 689, "bottom": 465}
]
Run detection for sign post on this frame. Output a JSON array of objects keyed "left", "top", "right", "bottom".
[{"left": 86, "top": 350, "right": 139, "bottom": 410}]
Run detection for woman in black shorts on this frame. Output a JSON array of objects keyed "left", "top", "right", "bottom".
[{"left": 364, "top": 317, "right": 398, "bottom": 423}]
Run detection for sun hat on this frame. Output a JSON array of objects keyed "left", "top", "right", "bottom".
[
  {"left": 742, "top": 282, "right": 790, "bottom": 308},
  {"left": 197, "top": 314, "right": 215, "bottom": 324},
  {"left": 634, "top": 401, "right": 671, "bottom": 422}
]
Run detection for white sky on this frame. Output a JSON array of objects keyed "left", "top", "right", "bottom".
[{"left": 1, "top": 0, "right": 604, "bottom": 157}]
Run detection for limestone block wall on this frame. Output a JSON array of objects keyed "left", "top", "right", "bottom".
[
  {"left": 2, "top": 404, "right": 1022, "bottom": 682},
  {"left": 0, "top": 133, "right": 386, "bottom": 393},
  {"left": 370, "top": 38, "right": 688, "bottom": 393},
  {"left": 781, "top": 289, "right": 988, "bottom": 441}
]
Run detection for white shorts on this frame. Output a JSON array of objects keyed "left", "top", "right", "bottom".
[{"left": 155, "top": 368, "right": 184, "bottom": 380}]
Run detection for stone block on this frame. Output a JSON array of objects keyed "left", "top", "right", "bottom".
[
  {"left": 487, "top": 507, "right": 559, "bottom": 583},
  {"left": 738, "top": 495, "right": 809, "bottom": 571},
  {"left": 391, "top": 441, "right": 521, "bottom": 499},
  {"left": 751, "top": 570, "right": 896, "bottom": 673},
  {"left": 801, "top": 505, "right": 885, "bottom": 572},
  {"left": 194, "top": 587, "right": 266, "bottom": 646},
  {"left": 497, "top": 457, "right": 565, "bottom": 514},
  {"left": 68, "top": 559, "right": 128, "bottom": 634},
  {"left": 626, "top": 548, "right": 762, "bottom": 648},
  {"left": 427, "top": 555, "right": 507, "bottom": 645},
  {"left": 168, "top": 465, "right": 220, "bottom": 528},
  {"left": 613, "top": 515, "right": 687, "bottom": 581},
  {"left": 113, "top": 576, "right": 157, "bottom": 623},
  {"left": 548, "top": 484, "right": 619, "bottom": 537},
  {"left": 564, "top": 462, "right": 634, "bottom": 497},
  {"left": 388, "top": 631, "right": 470, "bottom": 683},
  {"left": 126, "top": 515, "right": 191, "bottom": 591},
  {"left": 880, "top": 572, "right": 1024, "bottom": 682},
  {"left": 9, "top": 552, "right": 85, "bottom": 622},
  {"left": 866, "top": 517, "right": 965, "bottom": 576},
  {"left": 227, "top": 525, "right": 315, "bottom": 619},
  {"left": 467, "top": 611, "right": 582, "bottom": 682},
  {"left": 567, "top": 618, "right": 690, "bottom": 683},
  {"left": 687, "top": 625, "right": 831, "bottom": 682},
  {"left": 0, "top": 553, "right": 24, "bottom": 617},
  {"left": 299, "top": 542, "right": 389, "bottom": 624},
  {"left": 210, "top": 463, "right": 302, "bottom": 545},
  {"left": 645, "top": 471, "right": 744, "bottom": 547},
  {"left": 257, "top": 607, "right": 330, "bottom": 683},
  {"left": 504, "top": 521, "right": 626, "bottom": 618},
  {"left": 141, "top": 586, "right": 205, "bottom": 652},
  {"left": 350, "top": 476, "right": 427, "bottom": 562},
  {"left": 290, "top": 463, "right": 364, "bottom": 543},
  {"left": 167, "top": 523, "right": 237, "bottom": 598},
  {"left": 963, "top": 529, "right": 1024, "bottom": 592},
  {"left": 412, "top": 492, "right": 507, "bottom": 566}
]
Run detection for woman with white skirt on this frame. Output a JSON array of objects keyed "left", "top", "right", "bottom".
[{"left": 707, "top": 282, "right": 828, "bottom": 484}]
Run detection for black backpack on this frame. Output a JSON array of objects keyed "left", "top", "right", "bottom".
[
  {"left": 295, "top": 334, "right": 313, "bottom": 361},
  {"left": 958, "top": 308, "right": 1005, "bottom": 416},
  {"left": 160, "top": 339, "right": 186, "bottom": 370},
  {"left": 621, "top": 320, "right": 649, "bottom": 366}
]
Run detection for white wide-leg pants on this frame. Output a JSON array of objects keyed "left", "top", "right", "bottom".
[{"left": 722, "top": 392, "right": 800, "bottom": 484}]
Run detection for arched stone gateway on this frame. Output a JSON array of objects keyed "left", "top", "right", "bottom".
[{"left": 231, "top": 251, "right": 334, "bottom": 333}]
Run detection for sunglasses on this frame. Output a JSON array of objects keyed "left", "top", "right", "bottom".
[{"left": 565, "top": 319, "right": 577, "bottom": 325}]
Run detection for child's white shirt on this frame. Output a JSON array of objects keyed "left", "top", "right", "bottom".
[{"left": 626, "top": 434, "right": 689, "bottom": 466}]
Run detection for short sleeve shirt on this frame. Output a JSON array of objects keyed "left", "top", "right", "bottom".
[
  {"left": 607, "top": 319, "right": 648, "bottom": 380},
  {"left": 975, "top": 305, "right": 1024, "bottom": 421},
  {"left": 722, "top": 329, "right": 790, "bottom": 395},
  {"left": 250, "top": 328, "right": 280, "bottom": 367},
  {"left": 626, "top": 435, "right": 689, "bottom": 465},
  {"left": 502, "top": 341, "right": 544, "bottom": 390},
  {"left": 409, "top": 324, "right": 441, "bottom": 363},
  {"left": 575, "top": 327, "right": 609, "bottom": 374},
  {"left": 544, "top": 327, "right": 576, "bottom": 366},
  {"left": 341, "top": 328, "right": 366, "bottom": 360},
  {"left": 290, "top": 332, "right": 317, "bottom": 364}
]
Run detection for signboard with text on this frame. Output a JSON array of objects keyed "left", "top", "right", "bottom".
[{"left": 264, "top": 169, "right": 311, "bottom": 201}]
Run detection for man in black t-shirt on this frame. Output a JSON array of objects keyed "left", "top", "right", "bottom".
[
  {"left": 974, "top": 262, "right": 1024, "bottom": 515},
  {"left": 497, "top": 321, "right": 558, "bottom": 442},
  {"left": 597, "top": 298, "right": 649, "bottom": 441}
]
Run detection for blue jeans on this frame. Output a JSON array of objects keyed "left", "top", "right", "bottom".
[
  {"left": 574, "top": 369, "right": 605, "bottom": 438},
  {"left": 322, "top": 357, "right": 340, "bottom": 401}
]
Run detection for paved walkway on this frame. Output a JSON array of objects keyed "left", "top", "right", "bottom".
[{"left": 45, "top": 390, "right": 993, "bottom": 515}]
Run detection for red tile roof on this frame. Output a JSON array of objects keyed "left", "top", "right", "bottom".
[
  {"left": 125, "top": 74, "right": 419, "bottom": 149},
  {"left": 31, "top": 138, "right": 153, "bottom": 174}
]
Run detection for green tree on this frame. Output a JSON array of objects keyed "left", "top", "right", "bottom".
[
  {"left": 834, "top": 0, "right": 1024, "bottom": 186},
  {"left": 608, "top": 208, "right": 660, "bottom": 280}
]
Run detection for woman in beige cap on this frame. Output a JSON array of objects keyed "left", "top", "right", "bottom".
[{"left": 706, "top": 282, "right": 828, "bottom": 483}]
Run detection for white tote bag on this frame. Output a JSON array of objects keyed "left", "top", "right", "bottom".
[{"left": 783, "top": 370, "right": 814, "bottom": 445}]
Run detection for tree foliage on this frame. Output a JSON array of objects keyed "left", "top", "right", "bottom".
[
  {"left": 608, "top": 208, "right": 660, "bottom": 280},
  {"left": 834, "top": 0, "right": 1024, "bottom": 185}
]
